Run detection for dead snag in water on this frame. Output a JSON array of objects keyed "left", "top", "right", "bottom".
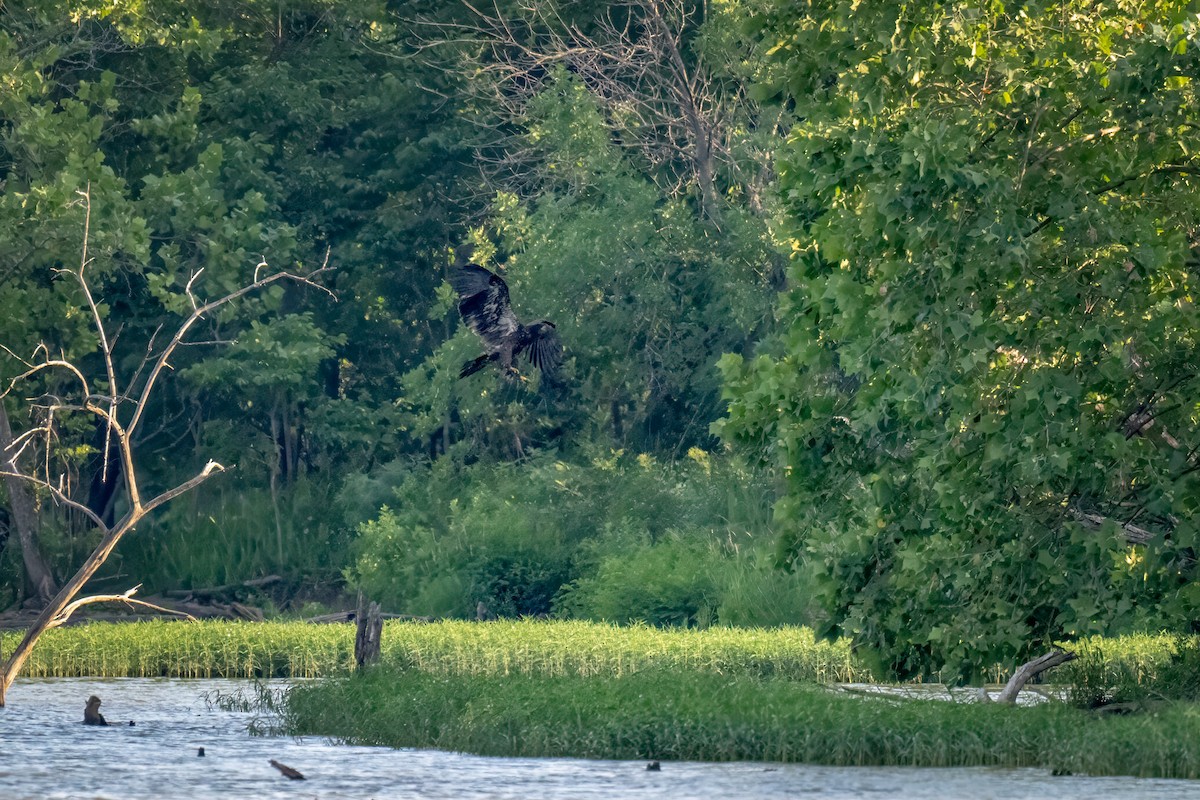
[
  {"left": 83, "top": 695, "right": 107, "bottom": 726},
  {"left": 354, "top": 591, "right": 382, "bottom": 668}
]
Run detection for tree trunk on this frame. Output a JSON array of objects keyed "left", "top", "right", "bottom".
[
  {"left": 268, "top": 406, "right": 285, "bottom": 563},
  {"left": 354, "top": 591, "right": 383, "bottom": 668},
  {"left": 0, "top": 512, "right": 138, "bottom": 704},
  {"left": 0, "top": 404, "right": 57, "bottom": 605}
]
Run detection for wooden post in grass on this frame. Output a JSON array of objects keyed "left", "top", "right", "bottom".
[
  {"left": 354, "top": 591, "right": 383, "bottom": 668},
  {"left": 0, "top": 188, "right": 331, "bottom": 706}
]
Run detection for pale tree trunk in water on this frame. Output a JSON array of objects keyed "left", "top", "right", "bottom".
[{"left": 0, "top": 403, "right": 57, "bottom": 605}]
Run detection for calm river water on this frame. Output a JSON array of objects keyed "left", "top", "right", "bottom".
[{"left": 1, "top": 677, "right": 1197, "bottom": 799}]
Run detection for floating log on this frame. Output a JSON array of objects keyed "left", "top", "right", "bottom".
[{"left": 269, "top": 759, "right": 305, "bottom": 780}]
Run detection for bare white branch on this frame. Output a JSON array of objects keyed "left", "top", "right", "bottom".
[{"left": 49, "top": 584, "right": 197, "bottom": 630}]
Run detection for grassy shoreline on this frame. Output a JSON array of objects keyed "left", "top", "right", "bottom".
[
  {"left": 6, "top": 619, "right": 1199, "bottom": 779},
  {"left": 281, "top": 668, "right": 1200, "bottom": 779}
]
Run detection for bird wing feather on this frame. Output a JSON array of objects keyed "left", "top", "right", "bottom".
[
  {"left": 452, "top": 264, "right": 520, "bottom": 351},
  {"left": 526, "top": 323, "right": 563, "bottom": 372}
]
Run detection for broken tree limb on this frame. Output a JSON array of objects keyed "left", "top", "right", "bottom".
[
  {"left": 996, "top": 649, "right": 1077, "bottom": 704},
  {"left": 1070, "top": 508, "right": 1157, "bottom": 545},
  {"left": 49, "top": 585, "right": 197, "bottom": 628}
]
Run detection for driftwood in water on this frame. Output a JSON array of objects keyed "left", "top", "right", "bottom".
[
  {"left": 269, "top": 759, "right": 305, "bottom": 780},
  {"left": 995, "top": 649, "right": 1077, "bottom": 704},
  {"left": 354, "top": 592, "right": 383, "bottom": 668}
]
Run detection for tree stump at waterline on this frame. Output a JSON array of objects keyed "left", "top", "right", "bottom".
[{"left": 354, "top": 593, "right": 383, "bottom": 668}]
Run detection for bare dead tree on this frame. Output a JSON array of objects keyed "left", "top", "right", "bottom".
[
  {"left": 414, "top": 0, "right": 775, "bottom": 221},
  {"left": 0, "top": 189, "right": 332, "bottom": 705}
]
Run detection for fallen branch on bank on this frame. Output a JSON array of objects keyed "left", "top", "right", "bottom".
[
  {"left": 994, "top": 649, "right": 1077, "bottom": 704},
  {"left": 162, "top": 575, "right": 282, "bottom": 602}
]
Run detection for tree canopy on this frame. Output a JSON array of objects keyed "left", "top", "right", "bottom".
[{"left": 718, "top": 0, "right": 1200, "bottom": 677}]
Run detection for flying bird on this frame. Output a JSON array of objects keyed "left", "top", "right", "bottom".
[{"left": 451, "top": 262, "right": 562, "bottom": 380}]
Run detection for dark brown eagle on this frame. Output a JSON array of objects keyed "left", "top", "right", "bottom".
[{"left": 451, "top": 262, "right": 562, "bottom": 379}]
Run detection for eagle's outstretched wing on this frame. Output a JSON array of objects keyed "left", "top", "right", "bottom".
[
  {"left": 451, "top": 263, "right": 520, "bottom": 352},
  {"left": 525, "top": 321, "right": 563, "bottom": 373}
]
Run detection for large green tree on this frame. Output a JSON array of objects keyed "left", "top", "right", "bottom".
[
  {"left": 719, "top": 0, "right": 1200, "bottom": 677},
  {"left": 0, "top": 0, "right": 474, "bottom": 599}
]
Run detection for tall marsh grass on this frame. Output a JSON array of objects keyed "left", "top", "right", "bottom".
[
  {"left": 0, "top": 619, "right": 861, "bottom": 682},
  {"left": 380, "top": 620, "right": 862, "bottom": 682},
  {"left": 283, "top": 668, "right": 1200, "bottom": 778},
  {"left": 0, "top": 620, "right": 354, "bottom": 678},
  {"left": 1060, "top": 632, "right": 1200, "bottom": 706}
]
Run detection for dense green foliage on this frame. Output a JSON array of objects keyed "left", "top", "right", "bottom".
[
  {"left": 350, "top": 452, "right": 811, "bottom": 625},
  {"left": 0, "top": 619, "right": 860, "bottom": 682},
  {"left": 0, "top": 0, "right": 794, "bottom": 632},
  {"left": 284, "top": 667, "right": 1200, "bottom": 778},
  {"left": 719, "top": 0, "right": 1200, "bottom": 677},
  {"left": 3, "top": 0, "right": 1200, "bottom": 682}
]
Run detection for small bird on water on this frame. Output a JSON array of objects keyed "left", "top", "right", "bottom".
[
  {"left": 269, "top": 759, "right": 305, "bottom": 780},
  {"left": 83, "top": 695, "right": 108, "bottom": 726}
]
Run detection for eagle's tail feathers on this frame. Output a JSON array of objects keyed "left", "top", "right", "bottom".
[{"left": 459, "top": 354, "right": 490, "bottom": 378}]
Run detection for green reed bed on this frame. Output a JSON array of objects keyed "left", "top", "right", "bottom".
[
  {"left": 282, "top": 668, "right": 1200, "bottom": 779},
  {"left": 1, "top": 620, "right": 355, "bottom": 678},
  {"left": 1, "top": 619, "right": 860, "bottom": 682},
  {"left": 1059, "top": 632, "right": 1200, "bottom": 705},
  {"left": 378, "top": 620, "right": 862, "bottom": 683}
]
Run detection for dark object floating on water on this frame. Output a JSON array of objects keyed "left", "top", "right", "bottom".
[
  {"left": 198, "top": 747, "right": 206, "bottom": 757},
  {"left": 270, "top": 759, "right": 305, "bottom": 780},
  {"left": 129, "top": 720, "right": 135, "bottom": 726},
  {"left": 646, "top": 761, "right": 661, "bottom": 771},
  {"left": 83, "top": 695, "right": 108, "bottom": 726}
]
